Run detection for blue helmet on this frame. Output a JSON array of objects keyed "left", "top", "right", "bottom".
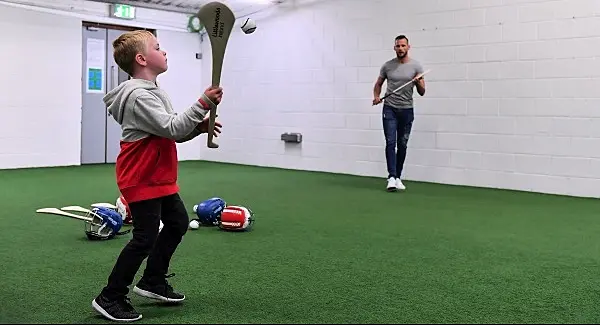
[
  {"left": 193, "top": 197, "right": 226, "bottom": 226},
  {"left": 85, "top": 207, "right": 128, "bottom": 240}
]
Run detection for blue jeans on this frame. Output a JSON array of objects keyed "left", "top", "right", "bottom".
[{"left": 382, "top": 105, "right": 414, "bottom": 179}]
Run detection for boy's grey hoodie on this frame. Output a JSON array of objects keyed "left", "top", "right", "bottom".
[
  {"left": 102, "top": 78, "right": 217, "bottom": 203},
  {"left": 103, "top": 78, "right": 215, "bottom": 143}
]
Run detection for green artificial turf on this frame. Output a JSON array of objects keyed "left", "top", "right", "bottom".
[{"left": 1, "top": 161, "right": 600, "bottom": 324}]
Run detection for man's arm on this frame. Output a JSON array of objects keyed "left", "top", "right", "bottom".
[
  {"left": 414, "top": 64, "right": 426, "bottom": 96},
  {"left": 373, "top": 65, "right": 387, "bottom": 104},
  {"left": 131, "top": 92, "right": 216, "bottom": 141},
  {"left": 374, "top": 76, "right": 385, "bottom": 99}
]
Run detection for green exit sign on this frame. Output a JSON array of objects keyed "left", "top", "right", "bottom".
[{"left": 111, "top": 4, "right": 136, "bottom": 19}]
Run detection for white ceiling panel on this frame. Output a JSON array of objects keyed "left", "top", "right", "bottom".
[{"left": 85, "top": 0, "right": 274, "bottom": 14}]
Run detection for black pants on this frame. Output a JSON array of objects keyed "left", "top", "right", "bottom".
[{"left": 100, "top": 193, "right": 189, "bottom": 301}]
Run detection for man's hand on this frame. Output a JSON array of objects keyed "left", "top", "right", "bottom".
[
  {"left": 197, "top": 115, "right": 222, "bottom": 137},
  {"left": 372, "top": 97, "right": 382, "bottom": 105},
  {"left": 414, "top": 72, "right": 426, "bottom": 96},
  {"left": 204, "top": 86, "right": 223, "bottom": 105},
  {"left": 415, "top": 77, "right": 425, "bottom": 87}
]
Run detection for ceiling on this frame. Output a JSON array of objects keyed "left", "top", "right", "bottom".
[{"left": 85, "top": 0, "right": 274, "bottom": 15}]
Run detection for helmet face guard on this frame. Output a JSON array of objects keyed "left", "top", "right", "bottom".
[{"left": 84, "top": 207, "right": 129, "bottom": 240}]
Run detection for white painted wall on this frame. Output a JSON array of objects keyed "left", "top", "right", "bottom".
[
  {"left": 199, "top": 0, "right": 600, "bottom": 198},
  {"left": 0, "top": 0, "right": 204, "bottom": 168},
  {"left": 0, "top": 0, "right": 189, "bottom": 31},
  {"left": 0, "top": 4, "right": 82, "bottom": 169}
]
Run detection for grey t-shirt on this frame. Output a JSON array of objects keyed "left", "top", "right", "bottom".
[{"left": 379, "top": 58, "right": 424, "bottom": 109}]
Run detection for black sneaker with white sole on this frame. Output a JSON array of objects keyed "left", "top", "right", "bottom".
[
  {"left": 133, "top": 273, "right": 185, "bottom": 303},
  {"left": 92, "top": 294, "right": 142, "bottom": 322}
]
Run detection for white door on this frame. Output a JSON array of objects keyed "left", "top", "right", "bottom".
[
  {"left": 81, "top": 26, "right": 134, "bottom": 164},
  {"left": 105, "top": 28, "right": 131, "bottom": 163},
  {"left": 81, "top": 26, "right": 108, "bottom": 164}
]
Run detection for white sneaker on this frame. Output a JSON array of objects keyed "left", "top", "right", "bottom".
[
  {"left": 396, "top": 178, "right": 406, "bottom": 191},
  {"left": 386, "top": 177, "right": 397, "bottom": 192}
]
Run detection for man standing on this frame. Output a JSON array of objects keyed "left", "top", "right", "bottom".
[{"left": 373, "top": 35, "right": 426, "bottom": 192}]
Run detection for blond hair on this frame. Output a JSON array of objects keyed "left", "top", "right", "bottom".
[{"left": 112, "top": 30, "right": 155, "bottom": 76}]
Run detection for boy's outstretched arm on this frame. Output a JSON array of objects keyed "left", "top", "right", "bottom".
[
  {"left": 176, "top": 124, "right": 203, "bottom": 143},
  {"left": 131, "top": 88, "right": 221, "bottom": 141},
  {"left": 176, "top": 116, "right": 222, "bottom": 143}
]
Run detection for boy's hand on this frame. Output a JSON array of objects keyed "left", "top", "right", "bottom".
[
  {"left": 204, "top": 86, "right": 223, "bottom": 105},
  {"left": 197, "top": 115, "right": 222, "bottom": 136}
]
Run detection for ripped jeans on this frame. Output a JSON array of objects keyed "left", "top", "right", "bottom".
[{"left": 382, "top": 105, "right": 414, "bottom": 179}]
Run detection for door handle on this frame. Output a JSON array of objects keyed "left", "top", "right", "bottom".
[{"left": 110, "top": 65, "right": 117, "bottom": 90}]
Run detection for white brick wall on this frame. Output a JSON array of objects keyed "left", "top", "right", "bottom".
[{"left": 198, "top": 0, "right": 600, "bottom": 198}]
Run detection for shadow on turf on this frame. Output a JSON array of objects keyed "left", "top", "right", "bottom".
[
  {"left": 321, "top": 175, "right": 412, "bottom": 192},
  {"left": 320, "top": 175, "right": 382, "bottom": 188},
  {"left": 87, "top": 302, "right": 185, "bottom": 323}
]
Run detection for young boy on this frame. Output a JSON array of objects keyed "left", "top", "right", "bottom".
[{"left": 91, "top": 30, "right": 223, "bottom": 322}]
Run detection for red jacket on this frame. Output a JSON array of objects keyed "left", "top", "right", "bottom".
[{"left": 115, "top": 136, "right": 180, "bottom": 203}]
